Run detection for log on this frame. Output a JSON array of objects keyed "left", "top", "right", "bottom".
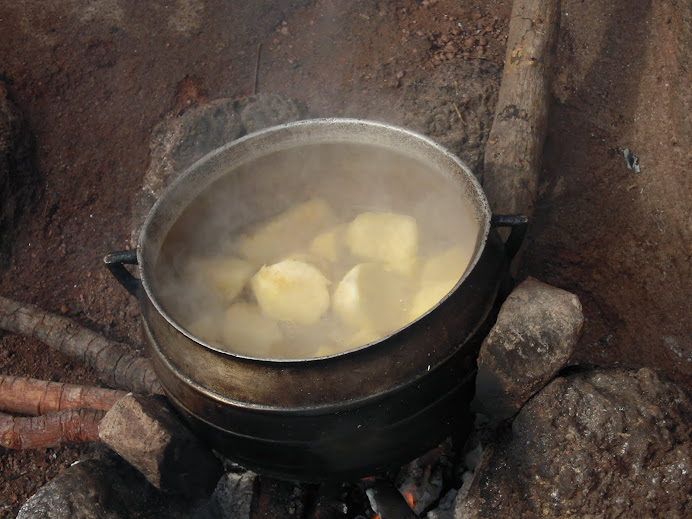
[
  {"left": 482, "top": 0, "right": 560, "bottom": 219},
  {"left": 0, "top": 375, "right": 129, "bottom": 416},
  {"left": 0, "top": 409, "right": 103, "bottom": 449},
  {"left": 0, "top": 295, "right": 163, "bottom": 395}
]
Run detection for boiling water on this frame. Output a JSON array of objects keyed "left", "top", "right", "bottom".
[{"left": 153, "top": 142, "right": 481, "bottom": 359}]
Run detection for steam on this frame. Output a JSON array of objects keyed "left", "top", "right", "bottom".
[{"left": 151, "top": 139, "right": 481, "bottom": 359}]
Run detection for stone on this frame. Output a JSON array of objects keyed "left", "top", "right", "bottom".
[
  {"left": 130, "top": 92, "right": 306, "bottom": 247},
  {"left": 472, "top": 277, "right": 583, "bottom": 421},
  {"left": 455, "top": 368, "right": 692, "bottom": 518},
  {"left": 194, "top": 471, "right": 257, "bottom": 519},
  {"left": 98, "top": 393, "right": 223, "bottom": 498},
  {"left": 16, "top": 452, "right": 189, "bottom": 519},
  {"left": 236, "top": 91, "right": 306, "bottom": 134},
  {"left": 427, "top": 489, "right": 457, "bottom": 519}
]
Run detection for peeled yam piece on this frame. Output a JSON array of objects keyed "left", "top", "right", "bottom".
[
  {"left": 320, "top": 325, "right": 383, "bottom": 357},
  {"left": 345, "top": 212, "right": 419, "bottom": 266},
  {"left": 237, "top": 198, "right": 337, "bottom": 263},
  {"left": 251, "top": 259, "right": 331, "bottom": 324},
  {"left": 332, "top": 262, "right": 410, "bottom": 333},
  {"left": 420, "top": 246, "right": 472, "bottom": 285},
  {"left": 186, "top": 312, "right": 224, "bottom": 344},
  {"left": 408, "top": 281, "right": 455, "bottom": 321},
  {"left": 219, "top": 303, "right": 282, "bottom": 357},
  {"left": 310, "top": 224, "right": 346, "bottom": 262},
  {"left": 408, "top": 246, "right": 472, "bottom": 320},
  {"left": 186, "top": 257, "right": 256, "bottom": 303}
]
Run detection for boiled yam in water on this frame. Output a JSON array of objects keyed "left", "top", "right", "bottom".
[
  {"left": 332, "top": 262, "right": 410, "bottom": 333},
  {"left": 310, "top": 224, "right": 347, "bottom": 262},
  {"left": 408, "top": 246, "right": 472, "bottom": 320},
  {"left": 251, "top": 259, "right": 331, "bottom": 324},
  {"left": 236, "top": 198, "right": 337, "bottom": 263},
  {"left": 420, "top": 246, "right": 471, "bottom": 285},
  {"left": 185, "top": 256, "right": 256, "bottom": 303},
  {"left": 345, "top": 212, "right": 419, "bottom": 266},
  {"left": 219, "top": 303, "right": 282, "bottom": 356},
  {"left": 185, "top": 313, "right": 223, "bottom": 344}
]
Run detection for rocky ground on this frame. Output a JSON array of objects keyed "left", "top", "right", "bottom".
[{"left": 1, "top": 0, "right": 691, "bottom": 516}]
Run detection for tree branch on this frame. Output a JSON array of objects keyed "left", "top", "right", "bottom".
[
  {"left": 0, "top": 409, "right": 103, "bottom": 449},
  {"left": 0, "top": 295, "right": 162, "bottom": 395},
  {"left": 0, "top": 375, "right": 128, "bottom": 416}
]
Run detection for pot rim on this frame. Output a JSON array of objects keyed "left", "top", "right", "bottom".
[{"left": 137, "top": 118, "right": 492, "bottom": 363}]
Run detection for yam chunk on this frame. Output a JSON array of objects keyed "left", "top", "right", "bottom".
[
  {"left": 185, "top": 257, "right": 256, "bottom": 303},
  {"left": 420, "top": 246, "right": 472, "bottom": 285},
  {"left": 185, "top": 313, "right": 224, "bottom": 344},
  {"left": 408, "top": 246, "right": 471, "bottom": 320},
  {"left": 310, "top": 224, "right": 347, "bottom": 262},
  {"left": 332, "top": 263, "right": 410, "bottom": 333},
  {"left": 408, "top": 282, "right": 455, "bottom": 321},
  {"left": 251, "top": 259, "right": 331, "bottom": 324},
  {"left": 236, "top": 199, "right": 337, "bottom": 263},
  {"left": 345, "top": 212, "right": 419, "bottom": 266},
  {"left": 220, "top": 303, "right": 282, "bottom": 356}
]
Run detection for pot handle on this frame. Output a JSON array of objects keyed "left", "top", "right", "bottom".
[
  {"left": 103, "top": 249, "right": 141, "bottom": 297},
  {"left": 490, "top": 214, "right": 528, "bottom": 261}
]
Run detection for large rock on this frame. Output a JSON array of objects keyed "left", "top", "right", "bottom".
[
  {"left": 130, "top": 92, "right": 306, "bottom": 246},
  {"left": 472, "top": 277, "right": 583, "bottom": 421},
  {"left": 16, "top": 453, "right": 189, "bottom": 519},
  {"left": 98, "top": 393, "right": 223, "bottom": 498},
  {"left": 456, "top": 368, "right": 692, "bottom": 518}
]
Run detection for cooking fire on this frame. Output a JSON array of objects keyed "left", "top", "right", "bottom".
[{"left": 1, "top": 0, "right": 691, "bottom": 517}]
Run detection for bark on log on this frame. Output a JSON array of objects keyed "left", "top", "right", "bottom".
[
  {"left": 0, "top": 295, "right": 163, "bottom": 395},
  {"left": 0, "top": 375, "right": 128, "bottom": 416},
  {"left": 0, "top": 409, "right": 103, "bottom": 449},
  {"left": 482, "top": 0, "right": 560, "bottom": 218}
]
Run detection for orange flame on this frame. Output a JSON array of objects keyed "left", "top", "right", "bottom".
[{"left": 405, "top": 491, "right": 415, "bottom": 508}]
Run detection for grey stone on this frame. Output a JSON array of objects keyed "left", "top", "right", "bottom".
[
  {"left": 16, "top": 453, "right": 189, "bottom": 519},
  {"left": 130, "top": 92, "right": 306, "bottom": 247},
  {"left": 198, "top": 471, "right": 257, "bottom": 519},
  {"left": 455, "top": 368, "right": 692, "bottom": 518},
  {"left": 130, "top": 97, "right": 243, "bottom": 247},
  {"left": 427, "top": 489, "right": 458, "bottom": 519},
  {"left": 98, "top": 393, "right": 223, "bottom": 498},
  {"left": 236, "top": 91, "right": 306, "bottom": 134},
  {"left": 472, "top": 277, "right": 583, "bottom": 421}
]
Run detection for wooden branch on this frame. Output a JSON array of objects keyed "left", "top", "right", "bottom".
[
  {"left": 0, "top": 295, "right": 163, "bottom": 395},
  {"left": 482, "top": 0, "right": 560, "bottom": 218},
  {"left": 0, "top": 375, "right": 128, "bottom": 416},
  {"left": 0, "top": 409, "right": 103, "bottom": 449}
]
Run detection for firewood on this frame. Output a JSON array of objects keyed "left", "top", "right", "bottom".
[
  {"left": 0, "top": 375, "right": 128, "bottom": 416},
  {"left": 0, "top": 408, "right": 103, "bottom": 449},
  {"left": 482, "top": 0, "right": 560, "bottom": 218},
  {"left": 0, "top": 295, "right": 163, "bottom": 395}
]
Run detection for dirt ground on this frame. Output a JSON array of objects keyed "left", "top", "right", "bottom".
[{"left": 1, "top": 0, "right": 691, "bottom": 516}]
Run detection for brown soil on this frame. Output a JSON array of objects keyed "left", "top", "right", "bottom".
[{"left": 1, "top": 0, "right": 690, "bottom": 515}]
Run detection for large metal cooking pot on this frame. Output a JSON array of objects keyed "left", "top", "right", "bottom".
[{"left": 105, "top": 119, "right": 526, "bottom": 481}]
